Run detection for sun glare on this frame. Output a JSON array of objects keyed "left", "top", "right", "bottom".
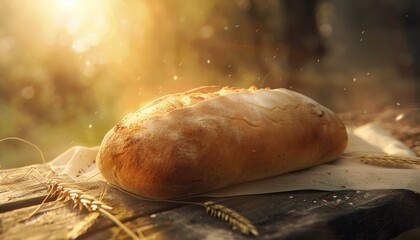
[
  {"left": 43, "top": 0, "right": 116, "bottom": 53},
  {"left": 57, "top": 0, "right": 77, "bottom": 9}
]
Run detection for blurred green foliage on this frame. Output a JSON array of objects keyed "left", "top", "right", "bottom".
[
  {"left": 0, "top": 0, "right": 288, "bottom": 168},
  {"left": 0, "top": 0, "right": 418, "bottom": 168}
]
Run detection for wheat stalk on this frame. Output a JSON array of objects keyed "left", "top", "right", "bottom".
[
  {"left": 67, "top": 211, "right": 100, "bottom": 240},
  {"left": 0, "top": 137, "right": 47, "bottom": 164},
  {"left": 113, "top": 186, "right": 259, "bottom": 236},
  {"left": 30, "top": 178, "right": 142, "bottom": 240},
  {"left": 0, "top": 137, "right": 142, "bottom": 239},
  {"left": 203, "top": 201, "right": 259, "bottom": 236},
  {"left": 344, "top": 153, "right": 420, "bottom": 168}
]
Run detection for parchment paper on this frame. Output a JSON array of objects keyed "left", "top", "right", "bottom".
[{"left": 48, "top": 123, "right": 420, "bottom": 196}]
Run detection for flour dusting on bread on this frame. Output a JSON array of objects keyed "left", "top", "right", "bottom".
[
  {"left": 122, "top": 86, "right": 257, "bottom": 127},
  {"left": 97, "top": 86, "right": 347, "bottom": 199}
]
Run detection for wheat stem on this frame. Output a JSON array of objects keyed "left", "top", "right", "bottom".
[
  {"left": 21, "top": 184, "right": 56, "bottom": 222},
  {"left": 67, "top": 211, "right": 100, "bottom": 240},
  {"left": 98, "top": 208, "right": 142, "bottom": 240},
  {"left": 0, "top": 137, "right": 46, "bottom": 164}
]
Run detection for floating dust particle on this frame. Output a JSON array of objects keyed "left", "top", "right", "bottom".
[
  {"left": 289, "top": 196, "right": 293, "bottom": 199},
  {"left": 173, "top": 75, "right": 178, "bottom": 80},
  {"left": 88, "top": 124, "right": 92, "bottom": 129},
  {"left": 207, "top": 59, "right": 211, "bottom": 64},
  {"left": 353, "top": 77, "right": 357, "bottom": 82},
  {"left": 348, "top": 202, "right": 354, "bottom": 206},
  {"left": 150, "top": 214, "right": 157, "bottom": 218},
  {"left": 333, "top": 195, "right": 337, "bottom": 198},
  {"left": 395, "top": 114, "right": 404, "bottom": 121},
  {"left": 396, "top": 102, "right": 401, "bottom": 106},
  {"left": 313, "top": 200, "right": 317, "bottom": 204}
]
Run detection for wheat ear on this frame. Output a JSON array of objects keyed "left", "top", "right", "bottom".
[
  {"left": 344, "top": 153, "right": 420, "bottom": 168},
  {"left": 113, "top": 186, "right": 259, "bottom": 236},
  {"left": 204, "top": 201, "right": 259, "bottom": 236},
  {"left": 46, "top": 179, "right": 142, "bottom": 240}
]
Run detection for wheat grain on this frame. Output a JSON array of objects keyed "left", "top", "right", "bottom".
[
  {"left": 26, "top": 177, "right": 138, "bottom": 239},
  {"left": 37, "top": 178, "right": 141, "bottom": 240},
  {"left": 204, "top": 201, "right": 259, "bottom": 236},
  {"left": 0, "top": 137, "right": 141, "bottom": 239},
  {"left": 344, "top": 152, "right": 420, "bottom": 168}
]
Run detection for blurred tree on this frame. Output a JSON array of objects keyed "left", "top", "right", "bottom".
[{"left": 0, "top": 0, "right": 418, "bottom": 168}]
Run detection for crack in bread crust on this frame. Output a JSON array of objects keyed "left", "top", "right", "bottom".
[{"left": 122, "top": 86, "right": 258, "bottom": 127}]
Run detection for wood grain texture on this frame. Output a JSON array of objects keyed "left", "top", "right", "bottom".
[
  {"left": 79, "top": 190, "right": 420, "bottom": 240},
  {"left": 1, "top": 168, "right": 420, "bottom": 239}
]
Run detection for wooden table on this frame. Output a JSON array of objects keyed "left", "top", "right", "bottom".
[{"left": 1, "top": 107, "right": 419, "bottom": 240}]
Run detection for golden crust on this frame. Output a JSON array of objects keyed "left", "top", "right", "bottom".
[{"left": 96, "top": 86, "right": 347, "bottom": 199}]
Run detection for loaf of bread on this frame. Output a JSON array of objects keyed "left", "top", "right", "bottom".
[{"left": 97, "top": 86, "right": 347, "bottom": 199}]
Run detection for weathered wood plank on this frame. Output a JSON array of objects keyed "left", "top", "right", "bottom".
[
  {"left": 80, "top": 189, "right": 420, "bottom": 240},
  {"left": 0, "top": 172, "right": 191, "bottom": 239},
  {"left": 256, "top": 190, "right": 420, "bottom": 239},
  {"left": 0, "top": 165, "right": 52, "bottom": 205},
  {"left": 2, "top": 164, "right": 419, "bottom": 240}
]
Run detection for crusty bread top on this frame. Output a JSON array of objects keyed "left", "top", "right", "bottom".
[{"left": 122, "top": 86, "right": 258, "bottom": 127}]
